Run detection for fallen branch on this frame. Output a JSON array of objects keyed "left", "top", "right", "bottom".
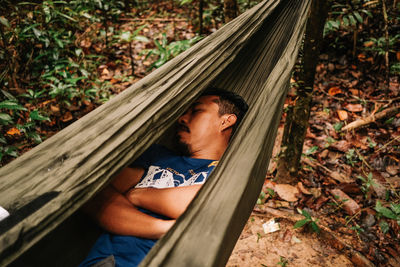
[
  {"left": 342, "top": 105, "right": 400, "bottom": 131},
  {"left": 119, "top": 18, "right": 188, "bottom": 22},
  {"left": 253, "top": 207, "right": 375, "bottom": 267}
]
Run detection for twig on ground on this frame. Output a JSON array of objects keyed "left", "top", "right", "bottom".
[
  {"left": 342, "top": 105, "right": 400, "bottom": 131},
  {"left": 302, "top": 157, "right": 354, "bottom": 183},
  {"left": 119, "top": 18, "right": 188, "bottom": 22}
]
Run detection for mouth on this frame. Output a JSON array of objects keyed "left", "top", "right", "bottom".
[{"left": 177, "top": 123, "right": 190, "bottom": 133}]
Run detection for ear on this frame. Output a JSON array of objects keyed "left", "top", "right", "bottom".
[{"left": 220, "top": 114, "right": 237, "bottom": 132}]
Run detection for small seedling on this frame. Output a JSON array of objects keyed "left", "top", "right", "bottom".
[
  {"left": 304, "top": 146, "right": 318, "bottom": 156},
  {"left": 328, "top": 195, "right": 349, "bottom": 212},
  {"left": 375, "top": 201, "right": 400, "bottom": 233},
  {"left": 277, "top": 256, "right": 288, "bottom": 267},
  {"left": 333, "top": 122, "right": 343, "bottom": 131},
  {"left": 350, "top": 224, "right": 364, "bottom": 240},
  {"left": 325, "top": 136, "right": 336, "bottom": 148},
  {"left": 345, "top": 149, "right": 359, "bottom": 166},
  {"left": 257, "top": 191, "right": 266, "bottom": 204},
  {"left": 256, "top": 232, "right": 262, "bottom": 242},
  {"left": 266, "top": 188, "right": 276, "bottom": 197},
  {"left": 357, "top": 173, "right": 376, "bottom": 197},
  {"left": 294, "top": 209, "right": 320, "bottom": 233},
  {"left": 366, "top": 137, "right": 376, "bottom": 148}
]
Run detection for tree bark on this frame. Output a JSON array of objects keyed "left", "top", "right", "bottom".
[
  {"left": 199, "top": 0, "right": 204, "bottom": 34},
  {"left": 381, "top": 0, "right": 390, "bottom": 93},
  {"left": 224, "top": 0, "right": 238, "bottom": 23},
  {"left": 275, "top": 0, "right": 328, "bottom": 184}
]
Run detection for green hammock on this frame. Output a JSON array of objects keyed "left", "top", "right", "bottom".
[{"left": 0, "top": 0, "right": 310, "bottom": 266}]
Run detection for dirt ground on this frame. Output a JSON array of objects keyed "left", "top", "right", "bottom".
[
  {"left": 227, "top": 214, "right": 354, "bottom": 267},
  {"left": 226, "top": 127, "right": 354, "bottom": 267}
]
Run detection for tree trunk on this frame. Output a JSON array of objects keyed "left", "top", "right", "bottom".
[
  {"left": 224, "top": 0, "right": 238, "bottom": 23},
  {"left": 275, "top": 0, "right": 328, "bottom": 184},
  {"left": 199, "top": 0, "right": 204, "bottom": 34}
]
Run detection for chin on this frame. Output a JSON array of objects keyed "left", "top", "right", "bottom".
[{"left": 174, "top": 136, "right": 192, "bottom": 157}]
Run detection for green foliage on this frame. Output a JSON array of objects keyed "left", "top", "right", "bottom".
[
  {"left": 357, "top": 173, "right": 375, "bottom": 196},
  {"left": 277, "top": 256, "right": 289, "bottom": 267},
  {"left": 0, "top": 146, "right": 19, "bottom": 162},
  {"left": 324, "top": 136, "right": 336, "bottom": 148},
  {"left": 333, "top": 122, "right": 343, "bottom": 131},
  {"left": 345, "top": 149, "right": 359, "bottom": 166},
  {"left": 324, "top": 1, "right": 372, "bottom": 36},
  {"left": 257, "top": 191, "right": 266, "bottom": 204},
  {"left": 294, "top": 209, "right": 320, "bottom": 233},
  {"left": 144, "top": 34, "right": 203, "bottom": 70},
  {"left": 367, "top": 137, "right": 376, "bottom": 148},
  {"left": 363, "top": 34, "right": 400, "bottom": 56},
  {"left": 375, "top": 201, "right": 400, "bottom": 233},
  {"left": 304, "top": 146, "right": 318, "bottom": 155}
]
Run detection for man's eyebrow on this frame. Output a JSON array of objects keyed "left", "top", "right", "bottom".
[{"left": 190, "top": 102, "right": 203, "bottom": 108}]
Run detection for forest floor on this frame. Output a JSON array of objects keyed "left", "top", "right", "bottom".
[{"left": 3, "top": 2, "right": 400, "bottom": 266}]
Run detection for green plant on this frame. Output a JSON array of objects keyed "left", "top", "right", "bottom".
[
  {"left": 277, "top": 256, "right": 289, "bottom": 267},
  {"left": 304, "top": 146, "right": 318, "bottom": 156},
  {"left": 357, "top": 172, "right": 376, "bottom": 196},
  {"left": 16, "top": 109, "right": 50, "bottom": 144},
  {"left": 144, "top": 34, "right": 203, "bottom": 70},
  {"left": 367, "top": 137, "right": 377, "bottom": 148},
  {"left": 349, "top": 223, "right": 365, "bottom": 240},
  {"left": 345, "top": 148, "right": 359, "bottom": 166},
  {"left": 333, "top": 122, "right": 343, "bottom": 131},
  {"left": 0, "top": 146, "right": 18, "bottom": 163},
  {"left": 375, "top": 201, "right": 400, "bottom": 233},
  {"left": 328, "top": 194, "right": 349, "bottom": 212},
  {"left": 257, "top": 191, "right": 266, "bottom": 204},
  {"left": 118, "top": 25, "right": 149, "bottom": 76},
  {"left": 363, "top": 34, "right": 400, "bottom": 56},
  {"left": 256, "top": 232, "right": 262, "bottom": 242},
  {"left": 20, "top": 89, "right": 47, "bottom": 102},
  {"left": 325, "top": 136, "right": 336, "bottom": 148},
  {"left": 324, "top": 2, "right": 372, "bottom": 36},
  {"left": 294, "top": 208, "right": 320, "bottom": 233}
]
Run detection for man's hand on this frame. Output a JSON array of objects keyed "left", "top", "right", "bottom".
[
  {"left": 125, "top": 185, "right": 202, "bottom": 219},
  {"left": 82, "top": 167, "right": 175, "bottom": 239}
]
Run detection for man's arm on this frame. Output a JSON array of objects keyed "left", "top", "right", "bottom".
[
  {"left": 126, "top": 185, "right": 202, "bottom": 219},
  {"left": 83, "top": 167, "right": 175, "bottom": 239}
]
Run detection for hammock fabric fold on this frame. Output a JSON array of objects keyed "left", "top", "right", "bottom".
[{"left": 0, "top": 0, "right": 310, "bottom": 266}]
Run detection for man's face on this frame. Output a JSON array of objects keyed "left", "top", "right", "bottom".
[{"left": 175, "top": 95, "right": 222, "bottom": 156}]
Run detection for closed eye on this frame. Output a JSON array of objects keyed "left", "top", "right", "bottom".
[{"left": 192, "top": 108, "right": 201, "bottom": 113}]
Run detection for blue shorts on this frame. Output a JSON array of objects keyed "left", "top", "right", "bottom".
[{"left": 79, "top": 232, "right": 157, "bottom": 267}]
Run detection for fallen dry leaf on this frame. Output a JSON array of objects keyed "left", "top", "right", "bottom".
[
  {"left": 386, "top": 165, "right": 399, "bottom": 176},
  {"left": 50, "top": 105, "right": 60, "bottom": 113},
  {"left": 330, "top": 171, "right": 354, "bottom": 183},
  {"left": 345, "top": 103, "right": 363, "bottom": 112},
  {"left": 297, "top": 182, "right": 312, "bottom": 195},
  {"left": 263, "top": 179, "right": 276, "bottom": 191},
  {"left": 337, "top": 110, "right": 348, "bottom": 121},
  {"left": 349, "top": 89, "right": 362, "bottom": 96},
  {"left": 330, "top": 189, "right": 361, "bottom": 216},
  {"left": 275, "top": 184, "right": 300, "bottom": 202},
  {"left": 60, "top": 112, "right": 73, "bottom": 122},
  {"left": 363, "top": 41, "right": 374, "bottom": 48},
  {"left": 328, "top": 86, "right": 342, "bottom": 96},
  {"left": 371, "top": 171, "right": 388, "bottom": 198},
  {"left": 330, "top": 140, "right": 351, "bottom": 152},
  {"left": 6, "top": 127, "right": 21, "bottom": 135}
]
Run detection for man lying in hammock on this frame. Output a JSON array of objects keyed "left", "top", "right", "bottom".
[{"left": 80, "top": 88, "right": 248, "bottom": 267}]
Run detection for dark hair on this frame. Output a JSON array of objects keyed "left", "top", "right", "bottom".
[{"left": 201, "top": 87, "right": 249, "bottom": 136}]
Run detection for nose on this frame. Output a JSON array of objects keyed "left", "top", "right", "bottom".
[{"left": 178, "top": 111, "right": 189, "bottom": 124}]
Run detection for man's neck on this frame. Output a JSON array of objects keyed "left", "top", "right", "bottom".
[{"left": 189, "top": 144, "right": 228, "bottom": 161}]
